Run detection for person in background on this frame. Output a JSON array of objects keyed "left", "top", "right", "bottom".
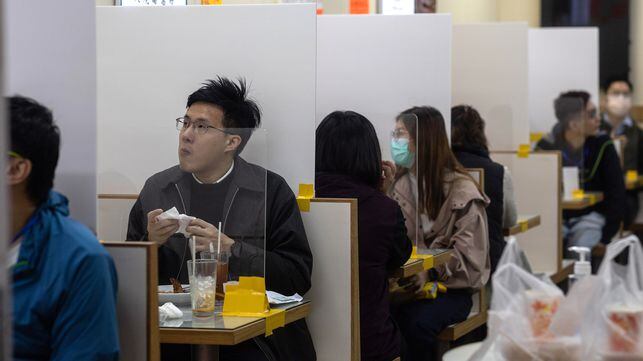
[
  {"left": 388, "top": 106, "right": 490, "bottom": 360},
  {"left": 536, "top": 90, "right": 625, "bottom": 249},
  {"left": 451, "top": 105, "right": 517, "bottom": 274},
  {"left": 600, "top": 76, "right": 643, "bottom": 227},
  {"left": 8, "top": 96, "right": 119, "bottom": 360},
  {"left": 315, "top": 111, "right": 412, "bottom": 361},
  {"left": 127, "top": 77, "right": 315, "bottom": 361}
]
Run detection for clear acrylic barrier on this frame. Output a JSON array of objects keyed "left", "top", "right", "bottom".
[
  {"left": 216, "top": 128, "right": 267, "bottom": 283},
  {"left": 389, "top": 113, "right": 420, "bottom": 252},
  {"left": 540, "top": 96, "right": 589, "bottom": 200},
  {"left": 174, "top": 127, "right": 266, "bottom": 299}
]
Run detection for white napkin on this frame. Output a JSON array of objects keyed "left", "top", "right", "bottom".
[
  {"left": 157, "top": 207, "right": 195, "bottom": 237},
  {"left": 266, "top": 291, "right": 303, "bottom": 305},
  {"left": 159, "top": 302, "right": 183, "bottom": 322}
]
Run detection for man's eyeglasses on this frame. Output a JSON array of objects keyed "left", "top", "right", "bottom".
[
  {"left": 8, "top": 151, "right": 22, "bottom": 159},
  {"left": 176, "top": 117, "right": 229, "bottom": 136}
]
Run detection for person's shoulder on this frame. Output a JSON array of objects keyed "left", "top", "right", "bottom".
[
  {"left": 587, "top": 134, "right": 616, "bottom": 151},
  {"left": 535, "top": 136, "right": 556, "bottom": 150},
  {"left": 52, "top": 217, "right": 110, "bottom": 259},
  {"left": 450, "top": 173, "right": 489, "bottom": 209},
  {"left": 143, "top": 165, "right": 183, "bottom": 191}
]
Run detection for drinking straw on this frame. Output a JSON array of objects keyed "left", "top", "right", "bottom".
[
  {"left": 217, "top": 222, "right": 222, "bottom": 261},
  {"left": 191, "top": 235, "right": 196, "bottom": 275}
]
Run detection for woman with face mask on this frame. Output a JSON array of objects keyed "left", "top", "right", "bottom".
[
  {"left": 600, "top": 76, "right": 643, "bottom": 228},
  {"left": 387, "top": 106, "right": 490, "bottom": 361}
]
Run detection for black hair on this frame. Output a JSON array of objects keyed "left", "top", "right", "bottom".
[
  {"left": 187, "top": 76, "right": 261, "bottom": 153},
  {"left": 602, "top": 74, "right": 633, "bottom": 92},
  {"left": 9, "top": 95, "right": 60, "bottom": 205},
  {"left": 315, "top": 111, "right": 382, "bottom": 188},
  {"left": 451, "top": 105, "right": 489, "bottom": 152},
  {"left": 554, "top": 90, "right": 591, "bottom": 130}
]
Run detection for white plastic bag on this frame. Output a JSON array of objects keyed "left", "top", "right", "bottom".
[
  {"left": 581, "top": 235, "right": 643, "bottom": 361},
  {"left": 470, "top": 237, "right": 581, "bottom": 361}
]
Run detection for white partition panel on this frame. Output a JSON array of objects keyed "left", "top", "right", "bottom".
[
  {"left": 491, "top": 151, "right": 562, "bottom": 275},
  {"left": 98, "top": 198, "right": 137, "bottom": 241},
  {"left": 528, "top": 28, "right": 599, "bottom": 134},
  {"left": 4, "top": 0, "right": 97, "bottom": 229},
  {"left": 452, "top": 23, "right": 529, "bottom": 151},
  {"left": 303, "top": 199, "right": 359, "bottom": 361},
  {"left": 317, "top": 14, "right": 452, "bottom": 160},
  {"left": 97, "top": 5, "right": 316, "bottom": 195},
  {"left": 103, "top": 242, "right": 158, "bottom": 361}
]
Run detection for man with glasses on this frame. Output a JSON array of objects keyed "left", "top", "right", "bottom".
[
  {"left": 127, "top": 77, "right": 315, "bottom": 361},
  {"left": 7, "top": 96, "right": 119, "bottom": 360},
  {"left": 537, "top": 90, "right": 625, "bottom": 250},
  {"left": 600, "top": 76, "right": 643, "bottom": 228}
]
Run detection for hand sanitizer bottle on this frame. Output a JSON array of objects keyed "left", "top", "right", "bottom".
[{"left": 568, "top": 246, "right": 591, "bottom": 288}]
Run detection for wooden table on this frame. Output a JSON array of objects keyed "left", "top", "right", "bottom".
[
  {"left": 549, "top": 259, "right": 575, "bottom": 285},
  {"left": 561, "top": 192, "right": 604, "bottom": 210},
  {"left": 160, "top": 300, "right": 311, "bottom": 360},
  {"left": 503, "top": 215, "right": 541, "bottom": 236},
  {"left": 392, "top": 249, "right": 452, "bottom": 278}
]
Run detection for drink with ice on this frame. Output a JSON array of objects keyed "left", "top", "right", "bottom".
[{"left": 188, "top": 259, "right": 217, "bottom": 317}]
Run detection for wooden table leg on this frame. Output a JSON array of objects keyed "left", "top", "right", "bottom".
[{"left": 193, "top": 345, "right": 219, "bottom": 361}]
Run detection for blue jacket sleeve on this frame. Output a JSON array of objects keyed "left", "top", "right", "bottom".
[{"left": 50, "top": 253, "right": 120, "bottom": 361}]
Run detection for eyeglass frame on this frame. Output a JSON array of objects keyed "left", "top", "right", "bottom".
[
  {"left": 175, "top": 117, "right": 232, "bottom": 136},
  {"left": 8, "top": 151, "right": 22, "bottom": 159}
]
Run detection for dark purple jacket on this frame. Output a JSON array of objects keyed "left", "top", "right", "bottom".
[{"left": 316, "top": 173, "right": 412, "bottom": 361}]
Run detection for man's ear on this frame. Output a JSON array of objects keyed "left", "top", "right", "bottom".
[
  {"left": 7, "top": 158, "right": 32, "bottom": 186},
  {"left": 224, "top": 135, "right": 242, "bottom": 154}
]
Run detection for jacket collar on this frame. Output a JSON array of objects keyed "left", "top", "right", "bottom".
[
  {"left": 452, "top": 145, "right": 490, "bottom": 159},
  {"left": 14, "top": 191, "right": 69, "bottom": 277},
  {"left": 162, "top": 156, "right": 265, "bottom": 193}
]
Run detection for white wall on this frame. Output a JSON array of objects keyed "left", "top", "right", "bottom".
[
  {"left": 96, "top": 5, "right": 316, "bottom": 195},
  {"left": 317, "top": 14, "right": 452, "bottom": 161},
  {"left": 528, "top": 28, "right": 599, "bottom": 135},
  {"left": 452, "top": 22, "right": 529, "bottom": 150},
  {"left": 3, "top": 0, "right": 97, "bottom": 229}
]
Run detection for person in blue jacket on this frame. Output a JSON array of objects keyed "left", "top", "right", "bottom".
[{"left": 7, "top": 95, "right": 120, "bottom": 360}]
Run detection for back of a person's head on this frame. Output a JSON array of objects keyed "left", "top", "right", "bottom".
[
  {"left": 602, "top": 75, "right": 633, "bottom": 93},
  {"left": 554, "top": 90, "right": 590, "bottom": 126},
  {"left": 451, "top": 105, "right": 489, "bottom": 152},
  {"left": 315, "top": 110, "right": 382, "bottom": 188},
  {"left": 187, "top": 76, "right": 261, "bottom": 152},
  {"left": 9, "top": 95, "right": 61, "bottom": 205}
]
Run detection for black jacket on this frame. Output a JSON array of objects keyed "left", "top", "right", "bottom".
[
  {"left": 127, "top": 157, "right": 316, "bottom": 361},
  {"left": 315, "top": 173, "right": 412, "bottom": 361},
  {"left": 600, "top": 116, "right": 643, "bottom": 173},
  {"left": 453, "top": 145, "right": 505, "bottom": 274},
  {"left": 536, "top": 133, "right": 626, "bottom": 244}
]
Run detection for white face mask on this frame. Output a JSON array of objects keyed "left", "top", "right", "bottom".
[{"left": 606, "top": 93, "right": 632, "bottom": 118}]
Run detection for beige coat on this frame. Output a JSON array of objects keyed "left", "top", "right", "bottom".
[{"left": 389, "top": 172, "right": 491, "bottom": 290}]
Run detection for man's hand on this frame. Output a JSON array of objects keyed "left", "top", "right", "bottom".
[
  {"left": 186, "top": 218, "right": 235, "bottom": 252},
  {"left": 147, "top": 209, "right": 178, "bottom": 244}
]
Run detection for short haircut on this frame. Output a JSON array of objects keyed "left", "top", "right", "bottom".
[
  {"left": 554, "top": 90, "right": 591, "bottom": 130},
  {"left": 315, "top": 111, "right": 382, "bottom": 188},
  {"left": 451, "top": 105, "right": 489, "bottom": 152},
  {"left": 602, "top": 75, "right": 633, "bottom": 93},
  {"left": 187, "top": 76, "right": 261, "bottom": 153},
  {"left": 9, "top": 95, "right": 61, "bottom": 205}
]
